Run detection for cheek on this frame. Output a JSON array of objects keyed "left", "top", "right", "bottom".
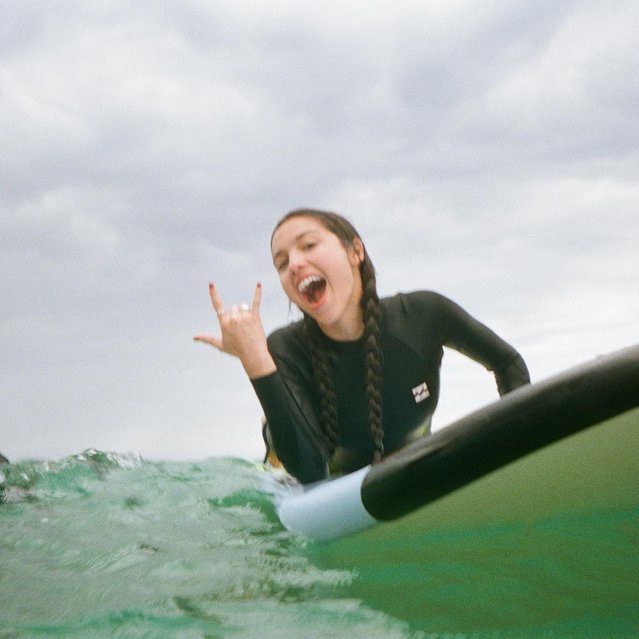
[
  {"left": 335, "top": 257, "right": 358, "bottom": 285},
  {"left": 279, "top": 273, "right": 295, "bottom": 297}
]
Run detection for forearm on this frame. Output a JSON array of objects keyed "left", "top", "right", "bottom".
[
  {"left": 494, "top": 353, "right": 531, "bottom": 395},
  {"left": 251, "top": 371, "right": 328, "bottom": 483},
  {"left": 431, "top": 292, "right": 530, "bottom": 395}
]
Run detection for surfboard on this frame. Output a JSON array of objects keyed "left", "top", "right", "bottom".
[{"left": 276, "top": 344, "right": 639, "bottom": 541}]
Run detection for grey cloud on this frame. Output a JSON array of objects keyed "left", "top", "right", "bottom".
[{"left": 1, "top": 0, "right": 637, "bottom": 462}]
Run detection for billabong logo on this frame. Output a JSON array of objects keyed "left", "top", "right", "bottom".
[{"left": 412, "top": 382, "right": 430, "bottom": 403}]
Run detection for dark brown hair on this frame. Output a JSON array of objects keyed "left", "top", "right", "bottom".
[{"left": 272, "top": 209, "right": 385, "bottom": 464}]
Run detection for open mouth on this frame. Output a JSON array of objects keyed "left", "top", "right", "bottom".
[{"left": 298, "top": 275, "right": 327, "bottom": 307}]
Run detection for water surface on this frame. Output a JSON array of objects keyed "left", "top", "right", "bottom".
[{"left": 1, "top": 450, "right": 637, "bottom": 637}]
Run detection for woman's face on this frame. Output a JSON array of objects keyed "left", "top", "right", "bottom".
[{"left": 271, "top": 215, "right": 365, "bottom": 339}]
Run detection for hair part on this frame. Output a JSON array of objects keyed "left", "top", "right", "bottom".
[{"left": 274, "top": 208, "right": 385, "bottom": 465}]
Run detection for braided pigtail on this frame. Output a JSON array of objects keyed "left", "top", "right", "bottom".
[
  {"left": 303, "top": 315, "right": 340, "bottom": 457},
  {"left": 359, "top": 256, "right": 384, "bottom": 462}
]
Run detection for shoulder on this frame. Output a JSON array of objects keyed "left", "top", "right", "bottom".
[
  {"left": 267, "top": 320, "right": 309, "bottom": 359},
  {"left": 381, "top": 290, "right": 473, "bottom": 343},
  {"left": 266, "top": 320, "right": 315, "bottom": 383},
  {"left": 382, "top": 290, "right": 457, "bottom": 317}
]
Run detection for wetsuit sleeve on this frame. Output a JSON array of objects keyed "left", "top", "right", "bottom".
[
  {"left": 418, "top": 292, "right": 530, "bottom": 395},
  {"left": 250, "top": 329, "right": 329, "bottom": 484}
]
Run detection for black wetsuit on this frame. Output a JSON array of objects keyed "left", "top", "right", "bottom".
[{"left": 251, "top": 291, "right": 530, "bottom": 484}]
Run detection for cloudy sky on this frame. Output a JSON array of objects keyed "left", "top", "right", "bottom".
[{"left": 2, "top": 0, "right": 638, "bottom": 464}]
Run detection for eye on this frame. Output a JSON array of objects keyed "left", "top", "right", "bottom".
[{"left": 275, "top": 258, "right": 288, "bottom": 273}]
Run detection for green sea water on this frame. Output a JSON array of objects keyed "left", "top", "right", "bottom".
[{"left": 1, "top": 450, "right": 637, "bottom": 638}]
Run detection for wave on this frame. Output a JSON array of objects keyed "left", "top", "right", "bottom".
[
  {"left": 1, "top": 449, "right": 637, "bottom": 638},
  {"left": 0, "top": 451, "right": 418, "bottom": 638}
]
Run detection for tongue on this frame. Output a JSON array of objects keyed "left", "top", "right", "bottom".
[{"left": 304, "top": 279, "right": 326, "bottom": 305}]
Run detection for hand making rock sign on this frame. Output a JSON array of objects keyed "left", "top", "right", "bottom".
[{"left": 193, "top": 282, "right": 276, "bottom": 379}]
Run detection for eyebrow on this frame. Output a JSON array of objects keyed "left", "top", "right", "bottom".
[{"left": 272, "top": 230, "right": 319, "bottom": 263}]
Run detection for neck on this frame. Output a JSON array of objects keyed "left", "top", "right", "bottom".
[
  {"left": 318, "top": 297, "right": 365, "bottom": 341},
  {"left": 320, "top": 317, "right": 365, "bottom": 342}
]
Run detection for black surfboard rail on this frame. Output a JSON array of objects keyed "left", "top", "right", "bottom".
[{"left": 362, "top": 344, "right": 639, "bottom": 521}]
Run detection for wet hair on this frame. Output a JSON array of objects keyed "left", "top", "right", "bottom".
[{"left": 272, "top": 209, "right": 385, "bottom": 464}]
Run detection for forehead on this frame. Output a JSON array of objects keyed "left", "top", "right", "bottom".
[{"left": 271, "top": 216, "right": 328, "bottom": 254}]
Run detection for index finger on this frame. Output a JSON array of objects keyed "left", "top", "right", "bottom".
[{"left": 208, "top": 283, "right": 225, "bottom": 315}]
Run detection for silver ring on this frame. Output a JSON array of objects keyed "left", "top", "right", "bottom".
[{"left": 239, "top": 303, "right": 250, "bottom": 312}]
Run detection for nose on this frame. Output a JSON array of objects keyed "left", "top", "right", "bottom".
[{"left": 287, "top": 249, "right": 305, "bottom": 275}]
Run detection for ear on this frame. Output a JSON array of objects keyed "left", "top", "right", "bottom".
[{"left": 350, "top": 237, "right": 366, "bottom": 265}]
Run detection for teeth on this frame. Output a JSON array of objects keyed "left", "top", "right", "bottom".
[{"left": 298, "top": 275, "right": 322, "bottom": 293}]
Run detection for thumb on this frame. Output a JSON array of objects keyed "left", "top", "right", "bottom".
[{"left": 193, "top": 333, "right": 224, "bottom": 350}]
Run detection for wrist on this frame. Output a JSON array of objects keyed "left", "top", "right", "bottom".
[{"left": 242, "top": 350, "right": 277, "bottom": 379}]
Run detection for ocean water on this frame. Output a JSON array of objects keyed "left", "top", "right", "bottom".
[{"left": 1, "top": 450, "right": 637, "bottom": 638}]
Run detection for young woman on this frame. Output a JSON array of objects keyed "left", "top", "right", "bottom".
[{"left": 194, "top": 209, "right": 530, "bottom": 484}]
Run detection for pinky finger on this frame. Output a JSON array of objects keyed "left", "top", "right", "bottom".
[{"left": 251, "top": 281, "right": 262, "bottom": 314}]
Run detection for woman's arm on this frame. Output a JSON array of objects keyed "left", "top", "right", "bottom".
[
  {"left": 195, "top": 283, "right": 328, "bottom": 483},
  {"left": 422, "top": 291, "right": 531, "bottom": 395},
  {"left": 251, "top": 366, "right": 328, "bottom": 483},
  {"left": 252, "top": 325, "right": 331, "bottom": 483}
]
